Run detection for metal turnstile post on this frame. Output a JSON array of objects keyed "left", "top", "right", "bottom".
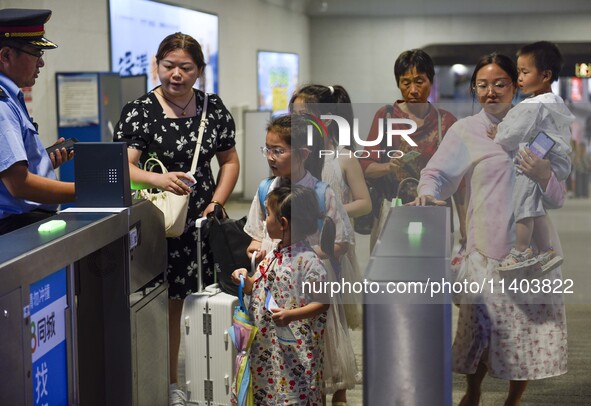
[{"left": 364, "top": 206, "right": 452, "bottom": 406}]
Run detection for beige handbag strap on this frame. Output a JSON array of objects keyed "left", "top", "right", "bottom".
[
  {"left": 143, "top": 157, "right": 168, "bottom": 173},
  {"left": 190, "top": 92, "right": 209, "bottom": 174}
]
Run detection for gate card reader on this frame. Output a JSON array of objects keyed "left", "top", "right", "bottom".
[
  {"left": 365, "top": 205, "right": 452, "bottom": 406},
  {"left": 74, "top": 142, "right": 132, "bottom": 207}
]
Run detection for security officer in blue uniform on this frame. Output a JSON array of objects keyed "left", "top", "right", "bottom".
[{"left": 0, "top": 8, "right": 75, "bottom": 235}]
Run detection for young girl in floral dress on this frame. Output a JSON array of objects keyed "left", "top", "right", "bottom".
[
  {"left": 233, "top": 185, "right": 332, "bottom": 405},
  {"left": 243, "top": 114, "right": 358, "bottom": 405}
]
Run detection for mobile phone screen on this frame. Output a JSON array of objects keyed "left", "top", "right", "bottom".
[
  {"left": 401, "top": 150, "right": 421, "bottom": 163},
  {"left": 527, "top": 132, "right": 555, "bottom": 159}
]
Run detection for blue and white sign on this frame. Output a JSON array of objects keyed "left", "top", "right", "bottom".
[{"left": 29, "top": 268, "right": 68, "bottom": 406}]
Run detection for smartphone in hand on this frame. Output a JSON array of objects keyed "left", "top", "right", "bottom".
[
  {"left": 180, "top": 171, "right": 197, "bottom": 188},
  {"left": 46, "top": 137, "right": 79, "bottom": 155},
  {"left": 527, "top": 132, "right": 555, "bottom": 159},
  {"left": 400, "top": 150, "right": 421, "bottom": 163}
]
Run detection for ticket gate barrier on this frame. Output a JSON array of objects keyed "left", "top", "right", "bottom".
[
  {"left": 364, "top": 205, "right": 452, "bottom": 406},
  {"left": 0, "top": 200, "right": 168, "bottom": 406}
]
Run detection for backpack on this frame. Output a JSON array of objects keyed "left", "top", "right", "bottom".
[
  {"left": 354, "top": 104, "right": 397, "bottom": 234},
  {"left": 257, "top": 177, "right": 328, "bottom": 226}
]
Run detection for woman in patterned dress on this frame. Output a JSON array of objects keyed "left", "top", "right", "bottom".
[
  {"left": 233, "top": 185, "right": 331, "bottom": 406},
  {"left": 359, "top": 49, "right": 466, "bottom": 251},
  {"left": 410, "top": 53, "right": 568, "bottom": 406},
  {"left": 114, "top": 32, "right": 239, "bottom": 405}
]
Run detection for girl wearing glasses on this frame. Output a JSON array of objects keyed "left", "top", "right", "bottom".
[{"left": 244, "top": 114, "right": 353, "bottom": 263}]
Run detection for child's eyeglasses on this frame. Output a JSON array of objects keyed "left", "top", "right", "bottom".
[{"left": 260, "top": 146, "right": 288, "bottom": 158}]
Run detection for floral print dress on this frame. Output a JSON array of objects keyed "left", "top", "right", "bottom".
[
  {"left": 114, "top": 88, "right": 236, "bottom": 298},
  {"left": 248, "top": 241, "right": 327, "bottom": 405},
  {"left": 243, "top": 172, "right": 358, "bottom": 393}
]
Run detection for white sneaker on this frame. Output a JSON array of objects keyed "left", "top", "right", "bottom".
[
  {"left": 169, "top": 384, "right": 186, "bottom": 406},
  {"left": 498, "top": 247, "right": 538, "bottom": 272}
]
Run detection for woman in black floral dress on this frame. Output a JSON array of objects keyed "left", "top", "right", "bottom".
[{"left": 113, "top": 32, "right": 239, "bottom": 405}]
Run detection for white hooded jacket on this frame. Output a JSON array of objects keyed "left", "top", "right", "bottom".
[{"left": 495, "top": 92, "right": 575, "bottom": 155}]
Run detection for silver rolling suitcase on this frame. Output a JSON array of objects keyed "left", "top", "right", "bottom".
[{"left": 183, "top": 218, "right": 238, "bottom": 405}]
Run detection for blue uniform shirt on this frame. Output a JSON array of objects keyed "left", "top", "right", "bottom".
[{"left": 0, "top": 73, "right": 58, "bottom": 218}]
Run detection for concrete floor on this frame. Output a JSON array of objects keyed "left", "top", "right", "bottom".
[{"left": 179, "top": 195, "right": 591, "bottom": 405}]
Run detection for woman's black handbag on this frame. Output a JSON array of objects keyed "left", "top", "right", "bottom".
[
  {"left": 354, "top": 104, "right": 397, "bottom": 235},
  {"left": 204, "top": 205, "right": 252, "bottom": 296},
  {"left": 354, "top": 176, "right": 397, "bottom": 234}
]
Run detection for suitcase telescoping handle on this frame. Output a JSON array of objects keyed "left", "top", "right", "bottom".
[
  {"left": 195, "top": 217, "right": 208, "bottom": 229},
  {"left": 195, "top": 217, "right": 223, "bottom": 295},
  {"left": 195, "top": 217, "right": 208, "bottom": 292}
]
